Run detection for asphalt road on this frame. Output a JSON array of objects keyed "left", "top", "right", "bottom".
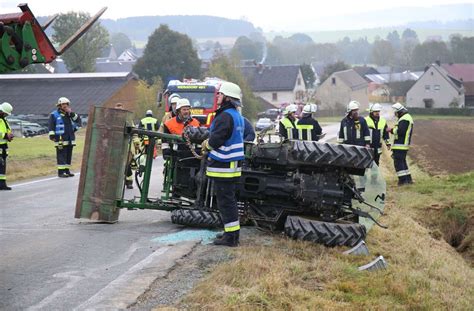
[{"left": 0, "top": 158, "right": 198, "bottom": 310}]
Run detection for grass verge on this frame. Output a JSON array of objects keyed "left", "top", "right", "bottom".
[
  {"left": 176, "top": 152, "right": 474, "bottom": 310},
  {"left": 7, "top": 130, "right": 85, "bottom": 182}
]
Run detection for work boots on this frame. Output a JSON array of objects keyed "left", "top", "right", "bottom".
[
  {"left": 65, "top": 169, "right": 75, "bottom": 177},
  {"left": 213, "top": 231, "right": 239, "bottom": 247},
  {"left": 0, "top": 180, "right": 12, "bottom": 190}
]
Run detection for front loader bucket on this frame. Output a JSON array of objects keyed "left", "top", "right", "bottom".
[{"left": 75, "top": 107, "right": 131, "bottom": 223}]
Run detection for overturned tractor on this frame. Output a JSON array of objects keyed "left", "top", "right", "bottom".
[{"left": 76, "top": 107, "right": 386, "bottom": 247}]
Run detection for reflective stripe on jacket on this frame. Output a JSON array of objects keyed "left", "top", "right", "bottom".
[{"left": 392, "top": 113, "right": 414, "bottom": 150}]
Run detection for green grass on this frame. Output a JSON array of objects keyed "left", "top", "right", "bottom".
[
  {"left": 7, "top": 130, "right": 85, "bottom": 182},
  {"left": 177, "top": 153, "right": 474, "bottom": 310}
]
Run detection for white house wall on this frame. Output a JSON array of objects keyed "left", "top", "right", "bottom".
[
  {"left": 256, "top": 91, "right": 296, "bottom": 107},
  {"left": 406, "top": 67, "right": 465, "bottom": 108},
  {"left": 316, "top": 75, "right": 369, "bottom": 111}
]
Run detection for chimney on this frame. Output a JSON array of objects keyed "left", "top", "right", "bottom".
[{"left": 435, "top": 60, "right": 441, "bottom": 66}]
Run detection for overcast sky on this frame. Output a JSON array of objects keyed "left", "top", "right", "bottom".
[{"left": 0, "top": 0, "right": 470, "bottom": 31}]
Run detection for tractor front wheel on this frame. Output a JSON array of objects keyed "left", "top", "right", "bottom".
[{"left": 284, "top": 216, "right": 366, "bottom": 247}]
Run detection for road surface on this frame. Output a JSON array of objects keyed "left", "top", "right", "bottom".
[{"left": 0, "top": 158, "right": 201, "bottom": 310}]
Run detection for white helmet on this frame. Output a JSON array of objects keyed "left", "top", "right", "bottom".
[
  {"left": 303, "top": 103, "right": 317, "bottom": 114},
  {"left": 346, "top": 100, "right": 360, "bottom": 113},
  {"left": 392, "top": 102, "right": 406, "bottom": 112},
  {"left": 369, "top": 103, "right": 382, "bottom": 112},
  {"left": 57, "top": 97, "right": 70, "bottom": 106},
  {"left": 0, "top": 102, "right": 13, "bottom": 115},
  {"left": 284, "top": 104, "right": 298, "bottom": 115},
  {"left": 169, "top": 93, "right": 181, "bottom": 104},
  {"left": 219, "top": 82, "right": 242, "bottom": 100},
  {"left": 146, "top": 109, "right": 153, "bottom": 116},
  {"left": 176, "top": 98, "right": 191, "bottom": 110}
]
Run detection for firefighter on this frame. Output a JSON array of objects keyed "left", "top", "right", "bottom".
[
  {"left": 201, "top": 82, "right": 244, "bottom": 247},
  {"left": 279, "top": 104, "right": 298, "bottom": 140},
  {"left": 365, "top": 103, "right": 391, "bottom": 166},
  {"left": 387, "top": 103, "right": 414, "bottom": 185},
  {"left": 162, "top": 98, "right": 200, "bottom": 157},
  {"left": 139, "top": 110, "right": 159, "bottom": 132},
  {"left": 338, "top": 101, "right": 370, "bottom": 147},
  {"left": 0, "top": 102, "right": 14, "bottom": 190},
  {"left": 296, "top": 103, "right": 322, "bottom": 141},
  {"left": 159, "top": 93, "right": 180, "bottom": 132},
  {"left": 48, "top": 97, "right": 81, "bottom": 178}
]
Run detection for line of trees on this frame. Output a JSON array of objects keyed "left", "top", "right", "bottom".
[{"left": 231, "top": 29, "right": 474, "bottom": 72}]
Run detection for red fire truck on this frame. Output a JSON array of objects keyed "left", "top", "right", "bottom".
[{"left": 161, "top": 78, "right": 225, "bottom": 126}]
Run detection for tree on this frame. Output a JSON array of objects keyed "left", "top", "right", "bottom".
[
  {"left": 300, "top": 63, "right": 316, "bottom": 88},
  {"left": 450, "top": 35, "right": 474, "bottom": 63},
  {"left": 52, "top": 11, "right": 109, "bottom": 72},
  {"left": 230, "top": 36, "right": 262, "bottom": 61},
  {"left": 288, "top": 33, "right": 314, "bottom": 44},
  {"left": 207, "top": 56, "right": 261, "bottom": 119},
  {"left": 110, "top": 32, "right": 132, "bottom": 56},
  {"left": 371, "top": 40, "right": 396, "bottom": 66},
  {"left": 320, "top": 61, "right": 351, "bottom": 83},
  {"left": 134, "top": 25, "right": 201, "bottom": 84},
  {"left": 386, "top": 30, "right": 401, "bottom": 50},
  {"left": 411, "top": 41, "right": 452, "bottom": 67},
  {"left": 402, "top": 28, "right": 418, "bottom": 41}
]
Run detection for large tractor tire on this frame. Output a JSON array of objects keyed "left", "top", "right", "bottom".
[
  {"left": 290, "top": 141, "right": 373, "bottom": 169},
  {"left": 284, "top": 216, "right": 366, "bottom": 247},
  {"left": 171, "top": 209, "right": 222, "bottom": 229}
]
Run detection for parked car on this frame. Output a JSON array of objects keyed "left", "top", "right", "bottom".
[
  {"left": 255, "top": 118, "right": 274, "bottom": 131},
  {"left": 257, "top": 108, "right": 281, "bottom": 121}
]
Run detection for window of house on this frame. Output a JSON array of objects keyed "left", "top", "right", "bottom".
[
  {"left": 332, "top": 77, "right": 336, "bottom": 85},
  {"left": 434, "top": 85, "right": 440, "bottom": 91},
  {"left": 272, "top": 92, "right": 278, "bottom": 101},
  {"left": 425, "top": 85, "right": 430, "bottom": 91},
  {"left": 297, "top": 78, "right": 302, "bottom": 86}
]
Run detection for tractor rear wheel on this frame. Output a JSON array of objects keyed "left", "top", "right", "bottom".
[
  {"left": 284, "top": 216, "right": 366, "bottom": 247},
  {"left": 171, "top": 209, "right": 222, "bottom": 229}
]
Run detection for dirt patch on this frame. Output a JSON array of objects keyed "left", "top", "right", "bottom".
[{"left": 410, "top": 119, "right": 474, "bottom": 175}]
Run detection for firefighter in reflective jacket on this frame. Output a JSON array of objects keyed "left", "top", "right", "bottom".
[
  {"left": 0, "top": 102, "right": 14, "bottom": 190},
  {"left": 338, "top": 101, "right": 370, "bottom": 147},
  {"left": 201, "top": 82, "right": 244, "bottom": 247},
  {"left": 48, "top": 97, "right": 81, "bottom": 178},
  {"left": 387, "top": 103, "right": 414, "bottom": 185},
  {"left": 162, "top": 98, "right": 200, "bottom": 157},
  {"left": 279, "top": 104, "right": 298, "bottom": 140},
  {"left": 296, "top": 103, "right": 322, "bottom": 141},
  {"left": 365, "top": 103, "right": 391, "bottom": 166}
]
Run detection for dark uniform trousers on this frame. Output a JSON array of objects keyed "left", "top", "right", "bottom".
[
  {"left": 393, "top": 150, "right": 412, "bottom": 184},
  {"left": 213, "top": 179, "right": 239, "bottom": 227},
  {"left": 0, "top": 147, "right": 7, "bottom": 185},
  {"left": 56, "top": 145, "right": 74, "bottom": 174}
]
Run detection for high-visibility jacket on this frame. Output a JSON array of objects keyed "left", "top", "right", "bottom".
[
  {"left": 206, "top": 103, "right": 244, "bottom": 179},
  {"left": 365, "top": 115, "right": 390, "bottom": 153},
  {"left": 279, "top": 117, "right": 298, "bottom": 140},
  {"left": 164, "top": 117, "right": 200, "bottom": 135},
  {"left": 296, "top": 115, "right": 322, "bottom": 141},
  {"left": 0, "top": 117, "right": 11, "bottom": 146},
  {"left": 337, "top": 116, "right": 370, "bottom": 146},
  {"left": 139, "top": 116, "right": 159, "bottom": 131},
  {"left": 159, "top": 112, "right": 174, "bottom": 132},
  {"left": 392, "top": 113, "right": 414, "bottom": 151},
  {"left": 48, "top": 109, "right": 81, "bottom": 146}
]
